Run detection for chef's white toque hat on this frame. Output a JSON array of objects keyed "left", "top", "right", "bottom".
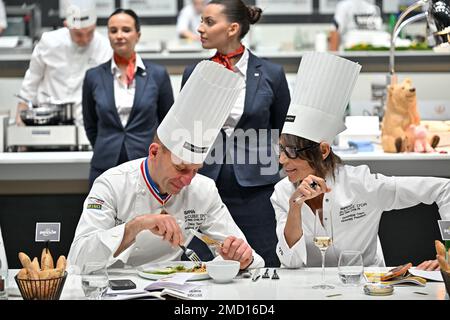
[
  {"left": 157, "top": 60, "right": 244, "bottom": 164},
  {"left": 282, "top": 52, "right": 361, "bottom": 144},
  {"left": 65, "top": 0, "right": 97, "bottom": 29}
]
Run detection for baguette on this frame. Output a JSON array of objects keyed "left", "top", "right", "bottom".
[
  {"left": 18, "top": 252, "right": 32, "bottom": 269},
  {"left": 56, "top": 256, "right": 67, "bottom": 271},
  {"left": 41, "top": 248, "right": 54, "bottom": 270},
  {"left": 437, "top": 254, "right": 449, "bottom": 272},
  {"left": 17, "top": 268, "right": 28, "bottom": 280},
  {"left": 435, "top": 240, "right": 446, "bottom": 256},
  {"left": 30, "top": 257, "right": 40, "bottom": 272}
]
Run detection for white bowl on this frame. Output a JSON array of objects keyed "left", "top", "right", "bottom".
[{"left": 206, "top": 260, "right": 240, "bottom": 283}]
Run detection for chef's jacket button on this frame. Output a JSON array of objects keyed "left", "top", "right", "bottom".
[{"left": 325, "top": 199, "right": 329, "bottom": 202}]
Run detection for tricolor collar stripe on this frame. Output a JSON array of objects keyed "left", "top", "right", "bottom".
[{"left": 140, "top": 159, "right": 172, "bottom": 205}]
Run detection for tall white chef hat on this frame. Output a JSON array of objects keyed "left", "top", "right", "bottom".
[
  {"left": 157, "top": 60, "right": 244, "bottom": 164},
  {"left": 65, "top": 0, "right": 97, "bottom": 29},
  {"left": 282, "top": 52, "right": 361, "bottom": 144}
]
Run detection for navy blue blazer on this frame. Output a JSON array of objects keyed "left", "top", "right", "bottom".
[
  {"left": 182, "top": 52, "right": 291, "bottom": 187},
  {"left": 83, "top": 59, "right": 174, "bottom": 171}
]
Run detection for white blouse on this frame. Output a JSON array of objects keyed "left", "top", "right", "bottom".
[{"left": 110, "top": 53, "right": 146, "bottom": 128}]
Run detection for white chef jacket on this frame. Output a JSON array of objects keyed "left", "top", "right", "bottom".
[
  {"left": 176, "top": 4, "right": 201, "bottom": 37},
  {"left": 271, "top": 165, "right": 450, "bottom": 268},
  {"left": 333, "top": 0, "right": 383, "bottom": 48},
  {"left": 68, "top": 158, "right": 265, "bottom": 269},
  {"left": 0, "top": 0, "right": 7, "bottom": 30},
  {"left": 19, "top": 27, "right": 112, "bottom": 125}
]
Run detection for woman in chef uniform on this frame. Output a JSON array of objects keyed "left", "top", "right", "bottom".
[
  {"left": 271, "top": 52, "right": 450, "bottom": 270},
  {"left": 181, "top": 0, "right": 290, "bottom": 267},
  {"left": 82, "top": 9, "right": 174, "bottom": 187}
]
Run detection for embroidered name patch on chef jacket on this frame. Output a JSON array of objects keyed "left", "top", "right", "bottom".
[
  {"left": 183, "top": 209, "right": 206, "bottom": 229},
  {"left": 339, "top": 202, "right": 368, "bottom": 223}
]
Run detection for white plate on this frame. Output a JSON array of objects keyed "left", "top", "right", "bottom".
[{"left": 137, "top": 261, "right": 210, "bottom": 281}]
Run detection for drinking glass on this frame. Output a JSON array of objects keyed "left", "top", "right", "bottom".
[
  {"left": 81, "top": 262, "right": 109, "bottom": 300},
  {"left": 312, "top": 208, "right": 334, "bottom": 289},
  {"left": 338, "top": 250, "right": 364, "bottom": 286}
]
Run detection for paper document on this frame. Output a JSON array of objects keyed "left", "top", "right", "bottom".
[
  {"left": 409, "top": 268, "right": 443, "bottom": 282},
  {"left": 0, "top": 36, "right": 19, "bottom": 48}
]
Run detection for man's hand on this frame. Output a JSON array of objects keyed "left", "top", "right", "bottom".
[
  {"left": 114, "top": 212, "right": 184, "bottom": 257},
  {"left": 144, "top": 213, "right": 184, "bottom": 247},
  {"left": 16, "top": 102, "right": 29, "bottom": 126},
  {"left": 217, "top": 236, "right": 253, "bottom": 270},
  {"left": 416, "top": 259, "right": 440, "bottom": 271}
]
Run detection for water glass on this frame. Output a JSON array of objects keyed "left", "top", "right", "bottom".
[
  {"left": 81, "top": 262, "right": 109, "bottom": 300},
  {"left": 338, "top": 250, "right": 364, "bottom": 286}
]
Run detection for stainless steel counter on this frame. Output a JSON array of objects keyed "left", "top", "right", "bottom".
[{"left": 1, "top": 51, "right": 449, "bottom": 76}]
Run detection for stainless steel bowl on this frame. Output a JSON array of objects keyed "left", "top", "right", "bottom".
[
  {"left": 20, "top": 103, "right": 74, "bottom": 126},
  {"left": 20, "top": 106, "right": 62, "bottom": 126}
]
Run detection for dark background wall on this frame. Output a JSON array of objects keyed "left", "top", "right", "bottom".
[
  {"left": 0, "top": 194, "right": 85, "bottom": 268},
  {"left": 0, "top": 195, "right": 444, "bottom": 268}
]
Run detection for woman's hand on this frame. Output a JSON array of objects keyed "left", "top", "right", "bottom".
[{"left": 289, "top": 175, "right": 331, "bottom": 206}]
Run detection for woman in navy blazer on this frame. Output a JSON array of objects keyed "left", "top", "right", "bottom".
[
  {"left": 182, "top": 0, "right": 290, "bottom": 266},
  {"left": 83, "top": 9, "right": 174, "bottom": 187}
]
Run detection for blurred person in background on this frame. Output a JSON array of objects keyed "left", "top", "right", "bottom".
[
  {"left": 0, "top": 0, "right": 7, "bottom": 35},
  {"left": 82, "top": 9, "right": 174, "bottom": 188},
  {"left": 15, "top": 0, "right": 111, "bottom": 126},
  {"left": 176, "top": 0, "right": 208, "bottom": 41},
  {"left": 329, "top": 0, "right": 383, "bottom": 51},
  {"left": 182, "top": 0, "right": 291, "bottom": 267}
]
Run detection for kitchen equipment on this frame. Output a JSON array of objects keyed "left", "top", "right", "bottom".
[
  {"left": 16, "top": 94, "right": 75, "bottom": 126},
  {"left": 77, "top": 126, "right": 92, "bottom": 151},
  {"left": 7, "top": 95, "right": 77, "bottom": 151},
  {"left": 6, "top": 125, "right": 78, "bottom": 151},
  {"left": 19, "top": 106, "right": 63, "bottom": 126}
]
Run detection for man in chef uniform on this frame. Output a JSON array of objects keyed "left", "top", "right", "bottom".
[
  {"left": 15, "top": 0, "right": 112, "bottom": 126},
  {"left": 271, "top": 52, "right": 450, "bottom": 269},
  {"left": 328, "top": 0, "right": 384, "bottom": 51},
  {"left": 68, "top": 61, "right": 264, "bottom": 270}
]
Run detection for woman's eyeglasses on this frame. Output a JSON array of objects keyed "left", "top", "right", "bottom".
[{"left": 279, "top": 143, "right": 319, "bottom": 159}]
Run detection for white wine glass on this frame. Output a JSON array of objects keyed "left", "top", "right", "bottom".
[
  {"left": 81, "top": 262, "right": 109, "bottom": 300},
  {"left": 312, "top": 208, "right": 334, "bottom": 289}
]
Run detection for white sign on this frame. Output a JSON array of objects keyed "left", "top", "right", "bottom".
[
  {"left": 59, "top": 0, "right": 115, "bottom": 18},
  {"left": 95, "top": 0, "right": 116, "bottom": 18},
  {"left": 256, "top": 0, "right": 313, "bottom": 15},
  {"left": 438, "top": 220, "right": 450, "bottom": 241},
  {"left": 35, "top": 223, "right": 61, "bottom": 242},
  {"left": 121, "top": 0, "right": 177, "bottom": 17},
  {"left": 319, "top": 0, "right": 339, "bottom": 14}
]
